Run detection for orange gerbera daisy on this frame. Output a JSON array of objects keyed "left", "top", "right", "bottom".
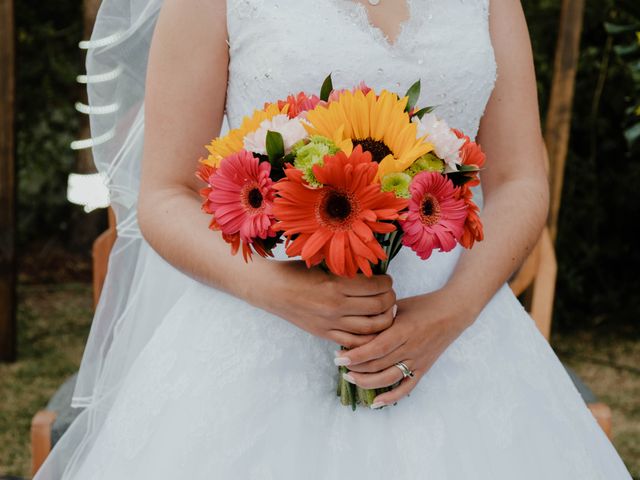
[
  {"left": 453, "top": 128, "right": 485, "bottom": 185},
  {"left": 452, "top": 129, "right": 485, "bottom": 248},
  {"left": 455, "top": 185, "right": 483, "bottom": 249},
  {"left": 273, "top": 145, "right": 408, "bottom": 277},
  {"left": 195, "top": 161, "right": 217, "bottom": 215}
]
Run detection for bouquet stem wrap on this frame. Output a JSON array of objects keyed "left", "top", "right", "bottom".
[{"left": 336, "top": 230, "right": 404, "bottom": 410}]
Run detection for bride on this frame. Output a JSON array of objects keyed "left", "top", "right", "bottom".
[{"left": 36, "top": 0, "right": 632, "bottom": 478}]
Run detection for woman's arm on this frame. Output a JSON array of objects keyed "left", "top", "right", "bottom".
[
  {"left": 333, "top": 0, "right": 550, "bottom": 406},
  {"left": 444, "top": 0, "right": 549, "bottom": 318},
  {"left": 137, "top": 0, "right": 397, "bottom": 347}
]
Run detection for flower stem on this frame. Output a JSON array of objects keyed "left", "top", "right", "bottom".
[
  {"left": 356, "top": 385, "right": 378, "bottom": 406},
  {"left": 334, "top": 228, "right": 404, "bottom": 410},
  {"left": 339, "top": 365, "right": 351, "bottom": 406}
]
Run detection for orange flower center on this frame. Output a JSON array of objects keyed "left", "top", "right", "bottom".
[
  {"left": 353, "top": 137, "right": 393, "bottom": 163},
  {"left": 420, "top": 194, "right": 441, "bottom": 226},
  {"left": 316, "top": 189, "right": 360, "bottom": 230},
  {"left": 241, "top": 183, "right": 264, "bottom": 212}
]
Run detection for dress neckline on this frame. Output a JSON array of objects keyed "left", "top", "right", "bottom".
[{"left": 338, "top": 0, "right": 415, "bottom": 50}]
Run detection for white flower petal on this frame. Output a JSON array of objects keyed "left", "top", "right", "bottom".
[{"left": 242, "top": 114, "right": 307, "bottom": 155}]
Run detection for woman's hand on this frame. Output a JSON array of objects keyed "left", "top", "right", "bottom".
[
  {"left": 257, "top": 260, "right": 398, "bottom": 348},
  {"left": 334, "top": 287, "right": 478, "bottom": 408}
]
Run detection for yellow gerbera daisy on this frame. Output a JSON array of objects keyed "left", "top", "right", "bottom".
[
  {"left": 303, "top": 89, "right": 433, "bottom": 179},
  {"left": 202, "top": 103, "right": 288, "bottom": 167}
]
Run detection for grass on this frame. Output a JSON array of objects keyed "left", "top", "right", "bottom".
[
  {"left": 0, "top": 283, "right": 92, "bottom": 478},
  {"left": 0, "top": 283, "right": 638, "bottom": 478}
]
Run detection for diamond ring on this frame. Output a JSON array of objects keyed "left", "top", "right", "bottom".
[{"left": 394, "top": 361, "right": 414, "bottom": 379}]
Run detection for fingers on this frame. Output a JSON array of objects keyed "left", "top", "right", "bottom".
[
  {"left": 337, "top": 304, "right": 396, "bottom": 335},
  {"left": 342, "top": 363, "right": 404, "bottom": 389},
  {"left": 327, "top": 329, "right": 377, "bottom": 349},
  {"left": 340, "top": 290, "right": 396, "bottom": 316},
  {"left": 335, "top": 326, "right": 405, "bottom": 368},
  {"left": 370, "top": 373, "right": 419, "bottom": 408},
  {"left": 336, "top": 273, "right": 393, "bottom": 297}
]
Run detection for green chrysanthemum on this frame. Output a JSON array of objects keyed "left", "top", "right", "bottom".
[
  {"left": 405, "top": 153, "right": 445, "bottom": 177},
  {"left": 293, "top": 135, "right": 339, "bottom": 187},
  {"left": 380, "top": 172, "right": 412, "bottom": 199}
]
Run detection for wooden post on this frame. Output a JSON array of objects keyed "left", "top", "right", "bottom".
[
  {"left": 0, "top": 0, "right": 16, "bottom": 362},
  {"left": 544, "top": 0, "right": 586, "bottom": 243}
]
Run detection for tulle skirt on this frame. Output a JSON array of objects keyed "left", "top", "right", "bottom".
[{"left": 38, "top": 240, "right": 631, "bottom": 479}]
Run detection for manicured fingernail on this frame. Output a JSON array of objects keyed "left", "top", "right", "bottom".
[
  {"left": 334, "top": 355, "right": 351, "bottom": 366},
  {"left": 342, "top": 372, "right": 356, "bottom": 384},
  {"left": 370, "top": 401, "right": 386, "bottom": 409},
  {"left": 392, "top": 304, "right": 398, "bottom": 318}
]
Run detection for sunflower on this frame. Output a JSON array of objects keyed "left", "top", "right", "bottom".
[
  {"left": 303, "top": 89, "right": 433, "bottom": 180},
  {"left": 273, "top": 145, "right": 407, "bottom": 277},
  {"left": 202, "top": 103, "right": 287, "bottom": 167}
]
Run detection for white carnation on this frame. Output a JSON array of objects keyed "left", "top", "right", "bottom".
[
  {"left": 243, "top": 114, "right": 308, "bottom": 155},
  {"left": 414, "top": 113, "right": 464, "bottom": 173}
]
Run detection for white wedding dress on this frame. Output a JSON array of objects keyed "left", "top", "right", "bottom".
[{"left": 35, "top": 0, "right": 633, "bottom": 478}]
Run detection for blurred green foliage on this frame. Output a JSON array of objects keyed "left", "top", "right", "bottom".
[
  {"left": 14, "top": 1, "right": 640, "bottom": 331},
  {"left": 15, "top": 0, "right": 83, "bottom": 244},
  {"left": 524, "top": 0, "right": 640, "bottom": 333}
]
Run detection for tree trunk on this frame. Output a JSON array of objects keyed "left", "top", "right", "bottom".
[
  {"left": 0, "top": 0, "right": 16, "bottom": 362},
  {"left": 544, "top": 0, "right": 586, "bottom": 244}
]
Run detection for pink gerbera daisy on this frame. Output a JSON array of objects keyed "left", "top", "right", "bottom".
[
  {"left": 209, "top": 150, "right": 276, "bottom": 245},
  {"left": 400, "top": 171, "right": 468, "bottom": 259},
  {"left": 328, "top": 81, "right": 373, "bottom": 102},
  {"left": 264, "top": 91, "right": 322, "bottom": 119}
]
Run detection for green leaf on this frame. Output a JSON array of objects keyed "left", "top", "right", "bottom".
[
  {"left": 411, "top": 106, "right": 434, "bottom": 119},
  {"left": 604, "top": 22, "right": 640, "bottom": 35},
  {"left": 320, "top": 73, "right": 333, "bottom": 102},
  {"left": 614, "top": 42, "right": 639, "bottom": 57},
  {"left": 265, "top": 130, "right": 285, "bottom": 162},
  {"left": 457, "top": 164, "right": 484, "bottom": 172},
  {"left": 404, "top": 79, "right": 421, "bottom": 113},
  {"left": 447, "top": 173, "right": 475, "bottom": 187},
  {"left": 624, "top": 122, "right": 640, "bottom": 147}
]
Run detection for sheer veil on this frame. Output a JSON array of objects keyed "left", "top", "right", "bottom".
[
  {"left": 35, "top": 0, "right": 216, "bottom": 477},
  {"left": 70, "top": 0, "right": 158, "bottom": 408}
]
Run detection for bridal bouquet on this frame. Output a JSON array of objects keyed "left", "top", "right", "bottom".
[{"left": 195, "top": 75, "right": 485, "bottom": 410}]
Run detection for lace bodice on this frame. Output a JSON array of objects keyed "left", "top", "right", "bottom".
[{"left": 225, "top": 0, "right": 497, "bottom": 141}]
